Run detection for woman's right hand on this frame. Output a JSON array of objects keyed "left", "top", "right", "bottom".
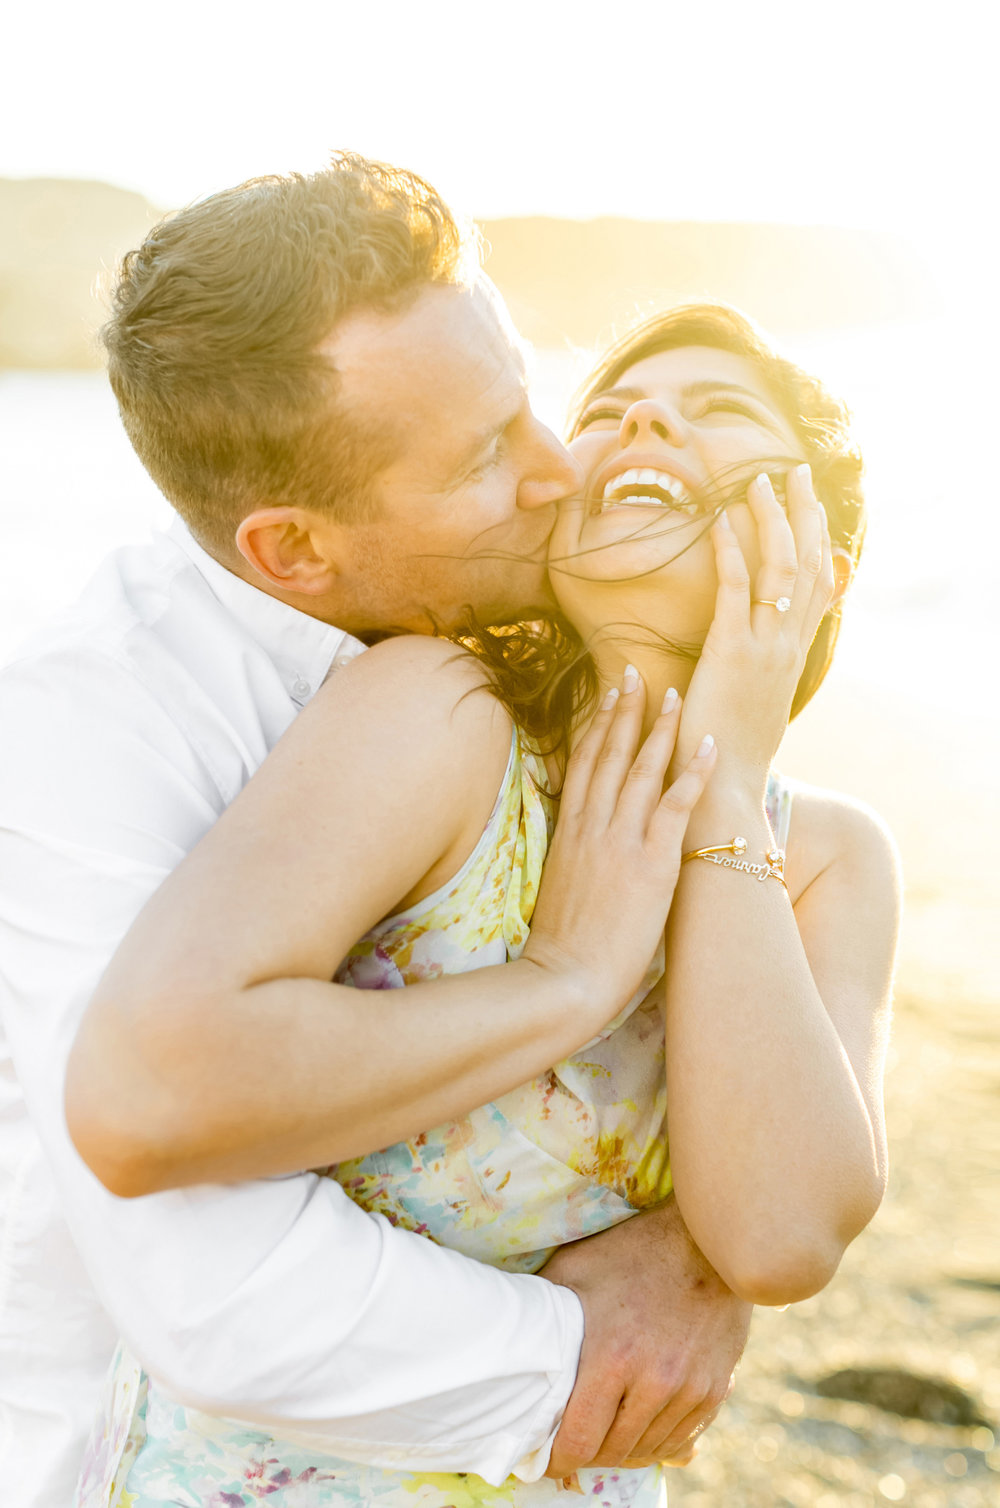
[
  {"left": 670, "top": 463, "right": 835, "bottom": 792},
  {"left": 522, "top": 673, "right": 716, "bottom": 1024}
]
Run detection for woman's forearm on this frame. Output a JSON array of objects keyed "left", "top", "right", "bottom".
[
  {"left": 662, "top": 777, "right": 890, "bottom": 1306},
  {"left": 65, "top": 659, "right": 715, "bottom": 1199},
  {"left": 65, "top": 957, "right": 605, "bottom": 1196}
]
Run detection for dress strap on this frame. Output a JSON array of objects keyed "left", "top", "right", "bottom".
[{"left": 765, "top": 771, "right": 794, "bottom": 851}]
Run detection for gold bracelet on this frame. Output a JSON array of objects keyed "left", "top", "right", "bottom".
[{"left": 681, "top": 836, "right": 787, "bottom": 888}]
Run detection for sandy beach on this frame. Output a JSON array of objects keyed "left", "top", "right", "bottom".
[
  {"left": 662, "top": 679, "right": 1000, "bottom": 1506},
  {"left": 666, "top": 973, "right": 998, "bottom": 1507}
]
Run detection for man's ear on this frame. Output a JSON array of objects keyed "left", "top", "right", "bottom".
[
  {"left": 831, "top": 546, "right": 854, "bottom": 606},
  {"left": 235, "top": 508, "right": 341, "bottom": 596}
]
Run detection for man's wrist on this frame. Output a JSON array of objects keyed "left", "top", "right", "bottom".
[{"left": 511, "top": 1279, "right": 585, "bottom": 1483}]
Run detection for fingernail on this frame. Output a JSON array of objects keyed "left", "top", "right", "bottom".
[
  {"left": 601, "top": 687, "right": 620, "bottom": 709},
  {"left": 755, "top": 472, "right": 775, "bottom": 497},
  {"left": 697, "top": 734, "right": 715, "bottom": 755},
  {"left": 794, "top": 462, "right": 812, "bottom": 482},
  {"left": 661, "top": 687, "right": 678, "bottom": 714},
  {"left": 623, "top": 665, "right": 640, "bottom": 694},
  {"left": 716, "top": 509, "right": 732, "bottom": 529}
]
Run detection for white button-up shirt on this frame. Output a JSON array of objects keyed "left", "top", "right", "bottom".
[{"left": 0, "top": 520, "right": 584, "bottom": 1508}]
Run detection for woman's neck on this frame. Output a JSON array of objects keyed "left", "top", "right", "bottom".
[{"left": 571, "top": 644, "right": 698, "bottom": 752}]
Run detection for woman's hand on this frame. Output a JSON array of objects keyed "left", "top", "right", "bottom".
[
  {"left": 522, "top": 672, "right": 716, "bottom": 1025},
  {"left": 671, "top": 463, "right": 835, "bottom": 791}
]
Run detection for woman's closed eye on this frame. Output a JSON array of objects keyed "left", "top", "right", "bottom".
[
  {"left": 575, "top": 406, "right": 626, "bottom": 433},
  {"left": 695, "top": 396, "right": 765, "bottom": 422}
]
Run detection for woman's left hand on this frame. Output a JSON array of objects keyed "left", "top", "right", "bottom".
[{"left": 670, "top": 463, "right": 835, "bottom": 791}]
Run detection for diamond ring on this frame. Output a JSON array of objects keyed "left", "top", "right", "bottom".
[{"left": 753, "top": 596, "right": 791, "bottom": 613}]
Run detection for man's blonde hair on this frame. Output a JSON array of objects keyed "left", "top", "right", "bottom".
[{"left": 103, "top": 153, "right": 476, "bottom": 557}]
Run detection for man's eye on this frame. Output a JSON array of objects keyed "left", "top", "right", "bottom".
[{"left": 467, "top": 440, "right": 503, "bottom": 480}]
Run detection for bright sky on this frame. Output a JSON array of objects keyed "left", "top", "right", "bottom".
[{"left": 5, "top": 0, "right": 993, "bottom": 251}]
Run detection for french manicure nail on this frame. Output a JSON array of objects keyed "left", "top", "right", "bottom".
[
  {"left": 623, "top": 665, "right": 640, "bottom": 693},
  {"left": 755, "top": 472, "right": 775, "bottom": 497},
  {"left": 601, "top": 687, "right": 620, "bottom": 709},
  {"left": 794, "top": 462, "right": 812, "bottom": 482},
  {"left": 716, "top": 509, "right": 732, "bottom": 529},
  {"left": 661, "top": 687, "right": 678, "bottom": 714},
  {"left": 697, "top": 734, "right": 715, "bottom": 755}
]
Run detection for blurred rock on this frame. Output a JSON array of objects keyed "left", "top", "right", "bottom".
[
  {"left": 0, "top": 178, "right": 159, "bottom": 368},
  {"left": 813, "top": 1368, "right": 993, "bottom": 1428},
  {"left": 0, "top": 177, "right": 942, "bottom": 369},
  {"left": 482, "top": 217, "right": 941, "bottom": 348}
]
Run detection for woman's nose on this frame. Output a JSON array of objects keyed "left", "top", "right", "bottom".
[{"left": 619, "top": 398, "right": 687, "bottom": 449}]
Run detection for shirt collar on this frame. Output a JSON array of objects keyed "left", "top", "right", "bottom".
[{"left": 168, "top": 518, "right": 367, "bottom": 705}]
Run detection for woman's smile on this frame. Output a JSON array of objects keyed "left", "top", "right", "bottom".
[{"left": 588, "top": 452, "right": 701, "bottom": 516}]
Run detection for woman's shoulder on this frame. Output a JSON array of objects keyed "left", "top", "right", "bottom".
[
  {"left": 781, "top": 778, "right": 901, "bottom": 900},
  {"left": 336, "top": 632, "right": 499, "bottom": 696},
  {"left": 304, "top": 636, "right": 516, "bottom": 898},
  {"left": 319, "top": 634, "right": 511, "bottom": 749}
]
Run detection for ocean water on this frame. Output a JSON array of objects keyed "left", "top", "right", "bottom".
[{"left": 1, "top": 327, "right": 997, "bottom": 999}]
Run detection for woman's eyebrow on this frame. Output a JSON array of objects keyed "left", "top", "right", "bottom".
[
  {"left": 587, "top": 381, "right": 768, "bottom": 406},
  {"left": 681, "top": 379, "right": 768, "bottom": 403},
  {"left": 582, "top": 386, "right": 643, "bottom": 407}
]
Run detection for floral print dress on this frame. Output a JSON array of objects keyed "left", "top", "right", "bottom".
[{"left": 76, "top": 725, "right": 791, "bottom": 1508}]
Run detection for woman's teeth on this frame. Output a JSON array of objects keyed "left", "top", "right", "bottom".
[{"left": 600, "top": 467, "right": 698, "bottom": 514}]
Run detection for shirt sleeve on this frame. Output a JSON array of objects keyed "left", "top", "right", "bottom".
[{"left": 0, "top": 652, "right": 584, "bottom": 1486}]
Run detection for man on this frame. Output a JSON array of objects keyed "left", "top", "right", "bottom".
[{"left": 0, "top": 154, "right": 750, "bottom": 1508}]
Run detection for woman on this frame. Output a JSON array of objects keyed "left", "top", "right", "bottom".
[{"left": 71, "top": 304, "right": 899, "bottom": 1508}]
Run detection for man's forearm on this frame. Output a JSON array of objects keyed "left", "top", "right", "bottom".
[
  {"left": 41, "top": 1055, "right": 587, "bottom": 1485},
  {"left": 107, "top": 1186, "right": 585, "bottom": 1485}
]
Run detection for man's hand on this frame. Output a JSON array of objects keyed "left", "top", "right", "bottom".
[{"left": 539, "top": 1198, "right": 752, "bottom": 1475}]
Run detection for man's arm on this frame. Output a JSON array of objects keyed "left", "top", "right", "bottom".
[{"left": 0, "top": 650, "right": 583, "bottom": 1485}]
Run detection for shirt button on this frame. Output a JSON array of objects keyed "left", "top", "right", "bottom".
[{"left": 292, "top": 677, "right": 311, "bottom": 699}]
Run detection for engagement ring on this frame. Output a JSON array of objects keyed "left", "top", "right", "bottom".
[{"left": 754, "top": 596, "right": 791, "bottom": 612}]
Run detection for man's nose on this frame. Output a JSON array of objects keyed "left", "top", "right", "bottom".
[
  {"left": 619, "top": 398, "right": 687, "bottom": 449},
  {"left": 517, "top": 425, "right": 584, "bottom": 510}
]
